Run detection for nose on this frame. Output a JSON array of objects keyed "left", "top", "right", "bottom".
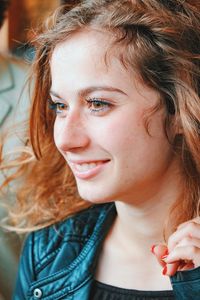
[{"left": 54, "top": 110, "right": 90, "bottom": 152}]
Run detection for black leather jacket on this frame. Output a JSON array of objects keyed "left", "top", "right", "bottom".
[{"left": 13, "top": 203, "right": 200, "bottom": 299}]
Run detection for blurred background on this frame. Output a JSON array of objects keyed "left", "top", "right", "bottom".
[
  {"left": 0, "top": 0, "right": 61, "bottom": 58},
  {"left": 0, "top": 1, "right": 73, "bottom": 299}
]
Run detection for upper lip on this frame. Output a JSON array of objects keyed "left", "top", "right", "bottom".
[{"left": 67, "top": 159, "right": 110, "bottom": 164}]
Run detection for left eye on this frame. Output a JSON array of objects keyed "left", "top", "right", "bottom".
[
  {"left": 48, "top": 99, "right": 67, "bottom": 115},
  {"left": 86, "top": 98, "right": 111, "bottom": 113}
]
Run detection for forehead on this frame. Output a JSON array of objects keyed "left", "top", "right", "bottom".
[
  {"left": 51, "top": 29, "right": 118, "bottom": 72},
  {"left": 50, "top": 29, "right": 136, "bottom": 94},
  {"left": 50, "top": 29, "right": 160, "bottom": 109}
]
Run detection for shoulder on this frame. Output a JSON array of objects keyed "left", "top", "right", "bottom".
[
  {"left": 0, "top": 55, "right": 30, "bottom": 128},
  {"left": 32, "top": 203, "right": 113, "bottom": 246},
  {"left": 0, "top": 54, "right": 29, "bottom": 73},
  {"left": 14, "top": 204, "right": 115, "bottom": 298},
  {"left": 0, "top": 54, "right": 29, "bottom": 98},
  {"left": 0, "top": 54, "right": 29, "bottom": 96},
  {"left": 0, "top": 55, "right": 29, "bottom": 84},
  {"left": 24, "top": 203, "right": 115, "bottom": 274}
]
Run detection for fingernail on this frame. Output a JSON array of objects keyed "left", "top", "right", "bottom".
[
  {"left": 161, "top": 255, "right": 168, "bottom": 260},
  {"left": 163, "top": 248, "right": 169, "bottom": 256},
  {"left": 162, "top": 266, "right": 167, "bottom": 275},
  {"left": 151, "top": 245, "right": 156, "bottom": 254}
]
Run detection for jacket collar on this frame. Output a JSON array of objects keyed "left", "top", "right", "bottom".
[
  {"left": 28, "top": 203, "right": 116, "bottom": 300},
  {"left": 0, "top": 56, "right": 15, "bottom": 126},
  {"left": 0, "top": 55, "right": 14, "bottom": 93}
]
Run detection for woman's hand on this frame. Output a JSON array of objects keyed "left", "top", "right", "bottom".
[{"left": 151, "top": 218, "right": 200, "bottom": 276}]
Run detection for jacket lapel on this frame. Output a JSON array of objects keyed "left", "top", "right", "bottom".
[
  {"left": 0, "top": 56, "right": 14, "bottom": 126},
  {"left": 0, "top": 56, "right": 14, "bottom": 93}
]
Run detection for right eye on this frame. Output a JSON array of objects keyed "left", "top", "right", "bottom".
[{"left": 48, "top": 99, "right": 67, "bottom": 116}]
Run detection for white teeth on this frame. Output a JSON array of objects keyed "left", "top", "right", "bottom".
[{"left": 75, "top": 162, "right": 98, "bottom": 172}]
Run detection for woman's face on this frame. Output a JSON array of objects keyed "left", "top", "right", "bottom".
[{"left": 51, "top": 30, "right": 178, "bottom": 204}]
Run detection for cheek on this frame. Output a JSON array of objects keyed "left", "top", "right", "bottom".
[
  {"left": 53, "top": 119, "right": 61, "bottom": 149},
  {"left": 95, "top": 112, "right": 143, "bottom": 152},
  {"left": 98, "top": 110, "right": 170, "bottom": 165},
  {"left": 53, "top": 122, "right": 58, "bottom": 143}
]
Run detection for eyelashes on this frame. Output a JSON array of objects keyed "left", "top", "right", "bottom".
[
  {"left": 85, "top": 98, "right": 112, "bottom": 113},
  {"left": 48, "top": 99, "right": 67, "bottom": 114},
  {"left": 48, "top": 98, "right": 112, "bottom": 116}
]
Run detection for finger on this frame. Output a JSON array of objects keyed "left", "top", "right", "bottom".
[
  {"left": 176, "top": 236, "right": 200, "bottom": 249},
  {"left": 151, "top": 244, "right": 168, "bottom": 267},
  {"left": 164, "top": 245, "right": 200, "bottom": 268},
  {"left": 163, "top": 261, "right": 180, "bottom": 276},
  {"left": 168, "top": 221, "right": 200, "bottom": 251},
  {"left": 178, "top": 262, "right": 195, "bottom": 271},
  {"left": 163, "top": 260, "right": 195, "bottom": 273},
  {"left": 177, "top": 218, "right": 200, "bottom": 230}
]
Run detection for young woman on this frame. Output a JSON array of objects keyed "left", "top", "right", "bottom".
[{"left": 1, "top": 0, "right": 200, "bottom": 299}]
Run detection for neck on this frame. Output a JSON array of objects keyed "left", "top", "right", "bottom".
[
  {"left": 114, "top": 200, "right": 169, "bottom": 256},
  {"left": 112, "top": 167, "right": 183, "bottom": 257}
]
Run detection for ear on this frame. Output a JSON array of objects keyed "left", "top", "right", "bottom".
[
  {"left": 170, "top": 113, "right": 183, "bottom": 136},
  {"left": 174, "top": 115, "right": 183, "bottom": 135}
]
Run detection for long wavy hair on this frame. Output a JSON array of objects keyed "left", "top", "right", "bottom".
[{"left": 1, "top": 0, "right": 200, "bottom": 233}]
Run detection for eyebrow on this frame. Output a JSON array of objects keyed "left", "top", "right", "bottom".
[{"left": 49, "top": 85, "right": 127, "bottom": 99}]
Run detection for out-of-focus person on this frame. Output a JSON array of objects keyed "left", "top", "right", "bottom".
[{"left": 0, "top": 1, "right": 30, "bottom": 299}]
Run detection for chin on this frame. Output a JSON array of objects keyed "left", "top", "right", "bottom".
[{"left": 78, "top": 188, "right": 114, "bottom": 205}]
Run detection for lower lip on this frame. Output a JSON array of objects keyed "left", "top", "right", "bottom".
[{"left": 71, "top": 161, "right": 110, "bottom": 180}]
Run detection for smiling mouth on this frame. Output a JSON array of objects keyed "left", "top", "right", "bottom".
[
  {"left": 68, "top": 160, "right": 110, "bottom": 179},
  {"left": 73, "top": 161, "right": 107, "bottom": 172}
]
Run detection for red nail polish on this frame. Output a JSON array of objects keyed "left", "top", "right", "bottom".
[
  {"left": 161, "top": 254, "right": 168, "bottom": 260},
  {"left": 164, "top": 248, "right": 169, "bottom": 256},
  {"left": 151, "top": 245, "right": 156, "bottom": 254},
  {"left": 162, "top": 266, "right": 167, "bottom": 275}
]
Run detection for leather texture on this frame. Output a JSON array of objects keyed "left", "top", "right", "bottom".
[{"left": 13, "top": 203, "right": 200, "bottom": 300}]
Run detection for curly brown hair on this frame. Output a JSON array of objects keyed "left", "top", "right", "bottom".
[{"left": 1, "top": 0, "right": 200, "bottom": 234}]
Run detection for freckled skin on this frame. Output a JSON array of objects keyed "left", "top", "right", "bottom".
[{"left": 51, "top": 29, "right": 180, "bottom": 205}]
